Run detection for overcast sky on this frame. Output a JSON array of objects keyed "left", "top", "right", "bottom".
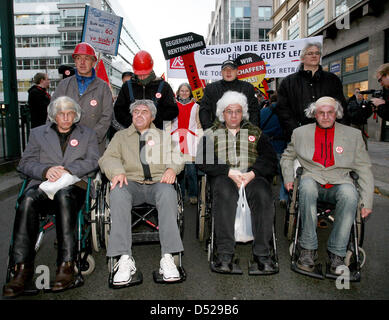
[{"left": 117, "top": 0, "right": 216, "bottom": 89}]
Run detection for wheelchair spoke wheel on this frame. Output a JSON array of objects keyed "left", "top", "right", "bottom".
[
  {"left": 91, "top": 198, "right": 100, "bottom": 252},
  {"left": 74, "top": 253, "right": 96, "bottom": 276},
  {"left": 103, "top": 182, "right": 111, "bottom": 250},
  {"left": 197, "top": 176, "right": 206, "bottom": 241}
]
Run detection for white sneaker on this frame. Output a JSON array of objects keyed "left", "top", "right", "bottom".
[
  {"left": 159, "top": 254, "right": 180, "bottom": 282},
  {"left": 113, "top": 255, "right": 136, "bottom": 286}
]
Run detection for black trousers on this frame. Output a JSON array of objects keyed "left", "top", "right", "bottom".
[
  {"left": 210, "top": 175, "right": 274, "bottom": 257},
  {"left": 12, "top": 184, "right": 86, "bottom": 265}
]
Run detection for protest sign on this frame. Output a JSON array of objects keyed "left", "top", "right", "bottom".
[
  {"left": 81, "top": 5, "right": 123, "bottom": 56},
  {"left": 167, "top": 36, "right": 323, "bottom": 79},
  {"left": 160, "top": 32, "right": 206, "bottom": 60}
]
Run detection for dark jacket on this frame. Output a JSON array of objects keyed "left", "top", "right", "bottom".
[
  {"left": 260, "top": 103, "right": 287, "bottom": 154},
  {"left": 28, "top": 85, "right": 51, "bottom": 128},
  {"left": 196, "top": 120, "right": 277, "bottom": 182},
  {"left": 114, "top": 77, "right": 178, "bottom": 129},
  {"left": 276, "top": 64, "right": 348, "bottom": 141},
  {"left": 377, "top": 87, "right": 389, "bottom": 120},
  {"left": 347, "top": 96, "right": 372, "bottom": 126},
  {"left": 199, "top": 79, "right": 260, "bottom": 129}
]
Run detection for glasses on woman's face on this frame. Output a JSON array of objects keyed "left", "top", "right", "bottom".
[
  {"left": 378, "top": 75, "right": 385, "bottom": 83},
  {"left": 305, "top": 51, "right": 321, "bottom": 56},
  {"left": 223, "top": 109, "right": 242, "bottom": 116}
]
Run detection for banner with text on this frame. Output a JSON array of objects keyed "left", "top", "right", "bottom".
[
  {"left": 82, "top": 5, "right": 123, "bottom": 56},
  {"left": 167, "top": 36, "right": 323, "bottom": 80}
]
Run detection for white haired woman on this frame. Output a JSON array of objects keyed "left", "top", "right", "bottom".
[
  {"left": 3, "top": 96, "right": 99, "bottom": 298},
  {"left": 196, "top": 91, "right": 278, "bottom": 274}
]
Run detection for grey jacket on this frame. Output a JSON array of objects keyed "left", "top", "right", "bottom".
[
  {"left": 51, "top": 75, "right": 113, "bottom": 154},
  {"left": 18, "top": 123, "right": 100, "bottom": 190},
  {"left": 280, "top": 122, "right": 374, "bottom": 209}
]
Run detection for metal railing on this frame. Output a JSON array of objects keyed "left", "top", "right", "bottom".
[{"left": 0, "top": 103, "right": 31, "bottom": 161}]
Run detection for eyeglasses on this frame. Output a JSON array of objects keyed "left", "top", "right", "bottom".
[
  {"left": 223, "top": 109, "right": 242, "bottom": 116},
  {"left": 306, "top": 51, "right": 321, "bottom": 56},
  {"left": 378, "top": 75, "right": 385, "bottom": 83}
]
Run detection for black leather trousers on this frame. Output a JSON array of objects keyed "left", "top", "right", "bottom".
[
  {"left": 210, "top": 175, "right": 274, "bottom": 257},
  {"left": 12, "top": 184, "right": 86, "bottom": 265}
]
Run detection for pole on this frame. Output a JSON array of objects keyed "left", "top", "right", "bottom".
[{"left": 0, "top": 0, "right": 21, "bottom": 159}]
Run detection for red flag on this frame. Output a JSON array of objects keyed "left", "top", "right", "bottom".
[
  {"left": 96, "top": 59, "right": 111, "bottom": 88},
  {"left": 161, "top": 73, "right": 166, "bottom": 80},
  {"left": 182, "top": 52, "right": 205, "bottom": 101}
]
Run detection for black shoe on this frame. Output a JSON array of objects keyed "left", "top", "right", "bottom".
[
  {"left": 215, "top": 253, "right": 233, "bottom": 273},
  {"left": 254, "top": 255, "right": 277, "bottom": 273},
  {"left": 3, "top": 263, "right": 34, "bottom": 298},
  {"left": 297, "top": 248, "right": 318, "bottom": 272},
  {"left": 328, "top": 251, "right": 346, "bottom": 275}
]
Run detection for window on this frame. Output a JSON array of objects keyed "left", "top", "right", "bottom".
[
  {"left": 307, "top": 1, "right": 325, "bottom": 35},
  {"left": 288, "top": 11, "right": 300, "bottom": 40},
  {"left": 258, "top": 7, "right": 272, "bottom": 21},
  {"left": 344, "top": 56, "right": 354, "bottom": 72},
  {"left": 259, "top": 29, "right": 270, "bottom": 42},
  {"left": 344, "top": 80, "right": 368, "bottom": 98},
  {"left": 274, "top": 28, "right": 282, "bottom": 41},
  {"left": 330, "top": 60, "right": 341, "bottom": 77},
  {"left": 335, "top": 0, "right": 363, "bottom": 17},
  {"left": 357, "top": 51, "right": 368, "bottom": 69}
]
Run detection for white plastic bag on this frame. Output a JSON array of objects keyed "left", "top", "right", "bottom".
[
  {"left": 234, "top": 184, "right": 254, "bottom": 242},
  {"left": 39, "top": 172, "right": 80, "bottom": 200}
]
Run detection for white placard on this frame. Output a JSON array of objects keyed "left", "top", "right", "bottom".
[
  {"left": 81, "top": 5, "right": 123, "bottom": 56},
  {"left": 167, "top": 36, "right": 323, "bottom": 79}
]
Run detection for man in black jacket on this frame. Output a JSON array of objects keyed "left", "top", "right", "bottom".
[
  {"left": 114, "top": 51, "right": 178, "bottom": 130},
  {"left": 372, "top": 63, "right": 389, "bottom": 121},
  {"left": 199, "top": 60, "right": 260, "bottom": 129},
  {"left": 276, "top": 42, "right": 348, "bottom": 141},
  {"left": 28, "top": 73, "right": 51, "bottom": 128}
]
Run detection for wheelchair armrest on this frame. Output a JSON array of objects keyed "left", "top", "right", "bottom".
[
  {"left": 296, "top": 167, "right": 303, "bottom": 177},
  {"left": 350, "top": 171, "right": 359, "bottom": 181}
]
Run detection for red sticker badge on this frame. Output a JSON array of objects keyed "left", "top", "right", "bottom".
[
  {"left": 148, "top": 140, "right": 155, "bottom": 146},
  {"left": 65, "top": 70, "right": 70, "bottom": 76},
  {"left": 248, "top": 135, "right": 256, "bottom": 142},
  {"left": 336, "top": 146, "right": 344, "bottom": 154},
  {"left": 155, "top": 93, "right": 162, "bottom": 99},
  {"left": 90, "top": 99, "right": 97, "bottom": 107},
  {"left": 70, "top": 139, "right": 79, "bottom": 147}
]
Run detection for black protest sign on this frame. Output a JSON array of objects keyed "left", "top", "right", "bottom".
[{"left": 160, "top": 32, "right": 206, "bottom": 60}]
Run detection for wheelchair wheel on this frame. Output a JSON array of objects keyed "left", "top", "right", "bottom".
[
  {"left": 91, "top": 197, "right": 100, "bottom": 252},
  {"left": 176, "top": 183, "right": 184, "bottom": 238},
  {"left": 74, "top": 252, "right": 96, "bottom": 276},
  {"left": 103, "top": 181, "right": 111, "bottom": 250},
  {"left": 345, "top": 246, "right": 366, "bottom": 268},
  {"left": 197, "top": 175, "right": 207, "bottom": 241}
]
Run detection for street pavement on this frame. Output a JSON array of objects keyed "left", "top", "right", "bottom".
[{"left": 0, "top": 141, "right": 388, "bottom": 304}]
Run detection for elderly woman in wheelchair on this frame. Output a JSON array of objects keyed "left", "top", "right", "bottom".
[
  {"left": 196, "top": 91, "right": 278, "bottom": 275},
  {"left": 3, "top": 96, "right": 100, "bottom": 298},
  {"left": 280, "top": 96, "right": 374, "bottom": 279},
  {"left": 99, "top": 99, "right": 185, "bottom": 288}
]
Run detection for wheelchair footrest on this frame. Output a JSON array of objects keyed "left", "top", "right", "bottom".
[
  {"left": 152, "top": 266, "right": 186, "bottom": 284},
  {"left": 210, "top": 259, "right": 243, "bottom": 275},
  {"left": 109, "top": 270, "right": 143, "bottom": 289},
  {"left": 324, "top": 263, "right": 361, "bottom": 282},
  {"left": 291, "top": 261, "right": 325, "bottom": 280},
  {"left": 248, "top": 259, "right": 279, "bottom": 276}
]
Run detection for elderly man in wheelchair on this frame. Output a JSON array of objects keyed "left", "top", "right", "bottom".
[
  {"left": 280, "top": 96, "right": 374, "bottom": 278},
  {"left": 196, "top": 91, "right": 278, "bottom": 275},
  {"left": 3, "top": 96, "right": 100, "bottom": 298},
  {"left": 98, "top": 99, "right": 184, "bottom": 287}
]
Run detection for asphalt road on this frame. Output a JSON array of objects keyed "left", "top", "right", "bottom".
[{"left": 0, "top": 185, "right": 389, "bottom": 304}]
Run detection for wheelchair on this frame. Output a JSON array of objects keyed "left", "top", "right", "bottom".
[
  {"left": 197, "top": 174, "right": 279, "bottom": 275},
  {"left": 5, "top": 172, "right": 96, "bottom": 295},
  {"left": 94, "top": 175, "right": 186, "bottom": 288},
  {"left": 284, "top": 167, "right": 366, "bottom": 281}
]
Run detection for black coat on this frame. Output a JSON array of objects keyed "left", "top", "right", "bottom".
[
  {"left": 377, "top": 87, "right": 389, "bottom": 121},
  {"left": 27, "top": 85, "right": 51, "bottom": 128},
  {"left": 199, "top": 79, "right": 260, "bottom": 129},
  {"left": 276, "top": 65, "right": 348, "bottom": 141},
  {"left": 347, "top": 96, "right": 372, "bottom": 126},
  {"left": 114, "top": 78, "right": 178, "bottom": 129}
]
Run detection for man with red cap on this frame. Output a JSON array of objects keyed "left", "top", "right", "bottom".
[
  {"left": 52, "top": 42, "right": 113, "bottom": 154},
  {"left": 114, "top": 50, "right": 178, "bottom": 130}
]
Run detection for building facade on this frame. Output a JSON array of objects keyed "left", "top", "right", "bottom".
[
  {"left": 0, "top": 0, "right": 143, "bottom": 103},
  {"left": 207, "top": 0, "right": 274, "bottom": 45}
]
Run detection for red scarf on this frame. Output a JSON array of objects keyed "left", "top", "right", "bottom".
[{"left": 312, "top": 125, "right": 335, "bottom": 188}]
